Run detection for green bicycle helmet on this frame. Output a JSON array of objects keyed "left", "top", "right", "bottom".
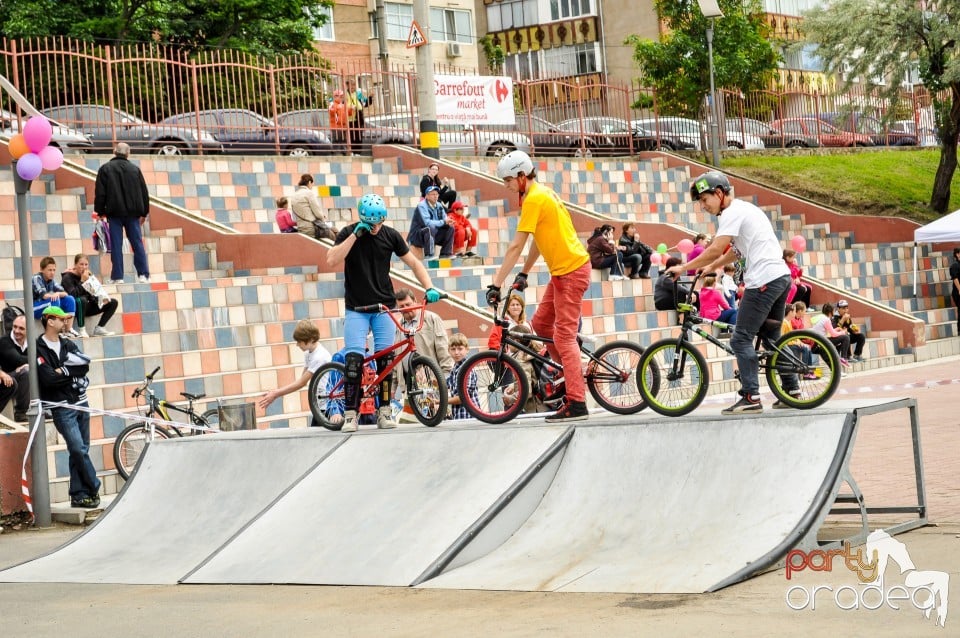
[
  {"left": 689, "top": 171, "right": 732, "bottom": 201},
  {"left": 357, "top": 193, "right": 388, "bottom": 224}
]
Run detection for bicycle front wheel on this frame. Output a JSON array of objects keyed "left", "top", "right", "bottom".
[
  {"left": 766, "top": 330, "right": 841, "bottom": 409},
  {"left": 587, "top": 340, "right": 651, "bottom": 414},
  {"left": 113, "top": 422, "right": 176, "bottom": 480},
  {"left": 458, "top": 351, "right": 528, "bottom": 424},
  {"left": 638, "top": 339, "right": 709, "bottom": 417},
  {"left": 406, "top": 355, "right": 449, "bottom": 427},
  {"left": 308, "top": 361, "right": 347, "bottom": 431}
]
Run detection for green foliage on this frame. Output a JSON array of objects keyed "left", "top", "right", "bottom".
[
  {"left": 625, "top": 0, "right": 779, "bottom": 117},
  {"left": 479, "top": 35, "right": 505, "bottom": 76}
]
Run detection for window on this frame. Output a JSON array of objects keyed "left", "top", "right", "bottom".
[
  {"left": 385, "top": 2, "right": 414, "bottom": 41},
  {"left": 487, "top": 0, "right": 538, "bottom": 31},
  {"left": 550, "top": 0, "right": 593, "bottom": 21},
  {"left": 429, "top": 8, "right": 473, "bottom": 44},
  {"left": 310, "top": 5, "right": 334, "bottom": 41},
  {"left": 541, "top": 43, "right": 599, "bottom": 77},
  {"left": 222, "top": 111, "right": 264, "bottom": 130}
]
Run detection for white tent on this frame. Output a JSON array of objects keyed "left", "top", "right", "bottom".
[{"left": 913, "top": 208, "right": 960, "bottom": 295}]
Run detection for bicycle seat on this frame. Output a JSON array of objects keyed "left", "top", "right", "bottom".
[{"left": 180, "top": 392, "right": 206, "bottom": 401}]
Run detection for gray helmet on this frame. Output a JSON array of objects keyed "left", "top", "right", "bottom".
[
  {"left": 689, "top": 171, "right": 731, "bottom": 201},
  {"left": 496, "top": 150, "right": 534, "bottom": 180}
]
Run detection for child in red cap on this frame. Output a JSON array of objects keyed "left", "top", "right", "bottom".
[{"left": 447, "top": 200, "right": 477, "bottom": 258}]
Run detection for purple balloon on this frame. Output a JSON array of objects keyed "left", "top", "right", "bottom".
[
  {"left": 16, "top": 153, "right": 43, "bottom": 181},
  {"left": 23, "top": 115, "right": 53, "bottom": 153},
  {"left": 38, "top": 146, "right": 64, "bottom": 171}
]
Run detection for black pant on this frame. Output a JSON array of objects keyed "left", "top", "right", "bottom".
[
  {"left": 74, "top": 296, "right": 119, "bottom": 329},
  {"left": 0, "top": 368, "right": 29, "bottom": 417},
  {"left": 829, "top": 334, "right": 851, "bottom": 360},
  {"left": 953, "top": 290, "right": 960, "bottom": 332}
]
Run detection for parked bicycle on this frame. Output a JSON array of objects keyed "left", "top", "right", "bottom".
[
  {"left": 636, "top": 275, "right": 841, "bottom": 417},
  {"left": 456, "top": 300, "right": 652, "bottom": 424},
  {"left": 113, "top": 366, "right": 220, "bottom": 479},
  {"left": 308, "top": 300, "right": 449, "bottom": 430}
]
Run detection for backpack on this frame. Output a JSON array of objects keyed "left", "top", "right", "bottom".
[{"left": 1, "top": 303, "right": 25, "bottom": 338}]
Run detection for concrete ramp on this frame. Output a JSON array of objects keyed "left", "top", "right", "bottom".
[
  {"left": 421, "top": 413, "right": 853, "bottom": 593},
  {"left": 0, "top": 430, "right": 342, "bottom": 584},
  {"left": 184, "top": 426, "right": 571, "bottom": 585}
]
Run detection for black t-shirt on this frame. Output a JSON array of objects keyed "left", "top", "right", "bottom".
[
  {"left": 335, "top": 223, "right": 410, "bottom": 310},
  {"left": 950, "top": 260, "right": 960, "bottom": 295}
]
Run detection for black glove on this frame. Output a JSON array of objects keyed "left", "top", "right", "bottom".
[
  {"left": 485, "top": 285, "right": 502, "bottom": 307},
  {"left": 512, "top": 272, "right": 529, "bottom": 292}
]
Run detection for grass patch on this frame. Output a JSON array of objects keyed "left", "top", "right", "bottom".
[{"left": 721, "top": 149, "right": 960, "bottom": 224}]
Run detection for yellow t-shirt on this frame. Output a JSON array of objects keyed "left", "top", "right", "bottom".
[{"left": 516, "top": 181, "right": 589, "bottom": 276}]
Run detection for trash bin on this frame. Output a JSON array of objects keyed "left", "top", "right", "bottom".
[{"left": 218, "top": 401, "right": 257, "bottom": 431}]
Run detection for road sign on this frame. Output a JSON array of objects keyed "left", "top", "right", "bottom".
[{"left": 406, "top": 21, "right": 427, "bottom": 49}]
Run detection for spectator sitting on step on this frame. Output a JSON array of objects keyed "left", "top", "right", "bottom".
[
  {"left": 617, "top": 223, "right": 652, "bottom": 279},
  {"left": 407, "top": 185, "right": 455, "bottom": 260},
  {"left": 488, "top": 292, "right": 534, "bottom": 351},
  {"left": 654, "top": 256, "right": 698, "bottom": 313},
  {"left": 832, "top": 299, "right": 866, "bottom": 362},
  {"left": 810, "top": 302, "right": 852, "bottom": 368},
  {"left": 257, "top": 319, "right": 332, "bottom": 426},
  {"left": 445, "top": 332, "right": 478, "bottom": 421},
  {"left": 587, "top": 224, "right": 628, "bottom": 281},
  {"left": 783, "top": 249, "right": 812, "bottom": 307},
  {"left": 698, "top": 273, "right": 738, "bottom": 326},
  {"left": 686, "top": 233, "right": 710, "bottom": 275},
  {"left": 32, "top": 256, "right": 79, "bottom": 337},
  {"left": 61, "top": 253, "right": 119, "bottom": 337},
  {"left": 290, "top": 174, "right": 335, "bottom": 240},
  {"left": 721, "top": 263, "right": 739, "bottom": 310},
  {"left": 0, "top": 314, "right": 30, "bottom": 423},
  {"left": 781, "top": 302, "right": 814, "bottom": 372},
  {"left": 419, "top": 162, "right": 457, "bottom": 209},
  {"left": 447, "top": 201, "right": 478, "bottom": 258},
  {"left": 275, "top": 196, "right": 297, "bottom": 233}
]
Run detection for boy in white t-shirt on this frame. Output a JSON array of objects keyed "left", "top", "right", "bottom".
[
  {"left": 257, "top": 319, "right": 332, "bottom": 426},
  {"left": 666, "top": 171, "right": 795, "bottom": 414}
]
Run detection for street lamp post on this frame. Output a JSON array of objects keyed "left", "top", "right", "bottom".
[{"left": 698, "top": 0, "right": 724, "bottom": 167}]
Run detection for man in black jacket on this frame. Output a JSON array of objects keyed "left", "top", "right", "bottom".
[
  {"left": 0, "top": 314, "right": 29, "bottom": 423},
  {"left": 37, "top": 306, "right": 100, "bottom": 509},
  {"left": 94, "top": 142, "right": 150, "bottom": 284}
]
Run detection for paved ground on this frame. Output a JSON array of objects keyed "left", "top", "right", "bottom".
[{"left": 1, "top": 356, "right": 957, "bottom": 637}]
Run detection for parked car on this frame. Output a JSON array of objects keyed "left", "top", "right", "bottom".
[
  {"left": 276, "top": 109, "right": 412, "bottom": 154},
  {"left": 1, "top": 108, "right": 93, "bottom": 152},
  {"left": 41, "top": 104, "right": 222, "bottom": 155},
  {"left": 484, "top": 115, "right": 573, "bottom": 157},
  {"left": 817, "top": 112, "right": 917, "bottom": 146},
  {"left": 555, "top": 117, "right": 649, "bottom": 156},
  {"left": 162, "top": 109, "right": 331, "bottom": 156},
  {"left": 365, "top": 111, "right": 531, "bottom": 157},
  {"left": 769, "top": 118, "right": 874, "bottom": 147},
  {"left": 892, "top": 120, "right": 938, "bottom": 147},
  {"left": 725, "top": 117, "right": 820, "bottom": 149},
  {"left": 637, "top": 116, "right": 763, "bottom": 151}
]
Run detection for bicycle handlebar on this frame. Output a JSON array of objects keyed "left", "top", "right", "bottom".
[{"left": 132, "top": 366, "right": 162, "bottom": 398}]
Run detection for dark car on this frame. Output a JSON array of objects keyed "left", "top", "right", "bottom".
[
  {"left": 2, "top": 108, "right": 93, "bottom": 152},
  {"left": 482, "top": 115, "right": 572, "bottom": 157},
  {"left": 769, "top": 118, "right": 874, "bottom": 147},
  {"left": 162, "top": 109, "right": 332, "bottom": 156},
  {"left": 556, "top": 116, "right": 659, "bottom": 156},
  {"left": 726, "top": 117, "right": 820, "bottom": 149},
  {"left": 41, "top": 104, "right": 222, "bottom": 155},
  {"left": 817, "top": 112, "right": 917, "bottom": 146},
  {"left": 276, "top": 109, "right": 412, "bottom": 154}
]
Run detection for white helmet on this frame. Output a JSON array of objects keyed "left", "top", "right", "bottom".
[{"left": 496, "top": 150, "right": 534, "bottom": 180}]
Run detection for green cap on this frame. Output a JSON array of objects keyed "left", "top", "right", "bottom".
[{"left": 42, "top": 306, "right": 70, "bottom": 318}]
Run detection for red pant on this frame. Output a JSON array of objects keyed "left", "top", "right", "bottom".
[
  {"left": 530, "top": 261, "right": 591, "bottom": 402},
  {"left": 453, "top": 222, "right": 478, "bottom": 253}
]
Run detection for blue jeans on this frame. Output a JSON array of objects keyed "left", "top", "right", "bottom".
[
  {"left": 343, "top": 308, "right": 396, "bottom": 356},
  {"left": 730, "top": 275, "right": 792, "bottom": 397},
  {"left": 409, "top": 224, "right": 454, "bottom": 257},
  {"left": 52, "top": 404, "right": 101, "bottom": 500},
  {"left": 33, "top": 294, "right": 77, "bottom": 319},
  {"left": 108, "top": 216, "right": 149, "bottom": 280}
]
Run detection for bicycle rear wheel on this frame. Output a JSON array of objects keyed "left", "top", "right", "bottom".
[
  {"left": 113, "top": 422, "right": 176, "bottom": 480},
  {"left": 308, "top": 361, "right": 347, "bottom": 431},
  {"left": 406, "top": 355, "right": 449, "bottom": 427},
  {"left": 766, "top": 330, "right": 841, "bottom": 409},
  {"left": 458, "top": 351, "right": 528, "bottom": 424},
  {"left": 638, "top": 339, "right": 709, "bottom": 417},
  {"left": 200, "top": 409, "right": 220, "bottom": 431},
  {"left": 587, "top": 340, "right": 651, "bottom": 414}
]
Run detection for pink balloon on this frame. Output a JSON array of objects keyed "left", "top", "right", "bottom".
[
  {"left": 22, "top": 115, "right": 53, "bottom": 153},
  {"left": 16, "top": 153, "right": 43, "bottom": 181},
  {"left": 38, "top": 146, "right": 64, "bottom": 171},
  {"left": 678, "top": 238, "right": 695, "bottom": 254},
  {"left": 650, "top": 252, "right": 662, "bottom": 265},
  {"left": 791, "top": 235, "right": 807, "bottom": 253}
]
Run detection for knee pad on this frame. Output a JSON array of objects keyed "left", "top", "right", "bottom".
[
  {"left": 344, "top": 352, "right": 365, "bottom": 385},
  {"left": 376, "top": 355, "right": 395, "bottom": 398}
]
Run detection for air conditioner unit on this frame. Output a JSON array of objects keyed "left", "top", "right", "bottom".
[{"left": 446, "top": 42, "right": 463, "bottom": 58}]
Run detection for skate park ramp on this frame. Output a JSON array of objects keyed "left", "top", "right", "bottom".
[{"left": 1, "top": 399, "right": 920, "bottom": 591}]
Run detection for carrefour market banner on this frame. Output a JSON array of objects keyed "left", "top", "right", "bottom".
[{"left": 434, "top": 75, "right": 516, "bottom": 125}]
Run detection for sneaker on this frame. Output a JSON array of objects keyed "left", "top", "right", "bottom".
[
  {"left": 14, "top": 412, "right": 28, "bottom": 423},
  {"left": 464, "top": 251, "right": 477, "bottom": 257},
  {"left": 722, "top": 394, "right": 763, "bottom": 414},
  {"left": 376, "top": 407, "right": 397, "bottom": 430},
  {"left": 544, "top": 400, "right": 589, "bottom": 423},
  {"left": 77, "top": 327, "right": 89, "bottom": 338},
  {"left": 65, "top": 328, "right": 81, "bottom": 338},
  {"left": 136, "top": 275, "right": 150, "bottom": 283},
  {"left": 340, "top": 410, "right": 358, "bottom": 433},
  {"left": 773, "top": 391, "right": 802, "bottom": 410},
  {"left": 609, "top": 275, "right": 626, "bottom": 281},
  {"left": 70, "top": 496, "right": 98, "bottom": 509},
  {"left": 93, "top": 326, "right": 115, "bottom": 337},
  {"left": 105, "top": 279, "right": 123, "bottom": 285},
  {"left": 802, "top": 373, "right": 818, "bottom": 380}
]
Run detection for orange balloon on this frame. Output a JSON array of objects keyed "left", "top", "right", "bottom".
[{"left": 8, "top": 134, "right": 29, "bottom": 159}]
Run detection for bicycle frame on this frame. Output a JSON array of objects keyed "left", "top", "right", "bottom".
[
  {"left": 348, "top": 301, "right": 430, "bottom": 391},
  {"left": 132, "top": 366, "right": 214, "bottom": 435}
]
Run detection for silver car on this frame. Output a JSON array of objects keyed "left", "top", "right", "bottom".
[
  {"left": 366, "top": 111, "right": 531, "bottom": 157},
  {"left": 1, "top": 108, "right": 93, "bottom": 152}
]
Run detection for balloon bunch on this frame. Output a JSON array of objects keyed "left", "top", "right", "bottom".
[
  {"left": 8, "top": 115, "right": 64, "bottom": 181},
  {"left": 650, "top": 242, "right": 670, "bottom": 266}
]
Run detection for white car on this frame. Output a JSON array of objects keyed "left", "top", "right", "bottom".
[
  {"left": 366, "top": 111, "right": 531, "bottom": 157},
  {"left": 638, "top": 116, "right": 764, "bottom": 150},
  {"left": 1, "top": 108, "right": 93, "bottom": 152}
]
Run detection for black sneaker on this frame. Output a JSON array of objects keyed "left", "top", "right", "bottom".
[
  {"left": 545, "top": 400, "right": 589, "bottom": 422},
  {"left": 722, "top": 394, "right": 763, "bottom": 414},
  {"left": 70, "top": 497, "right": 97, "bottom": 509},
  {"left": 772, "top": 391, "right": 802, "bottom": 410},
  {"left": 14, "top": 412, "right": 28, "bottom": 423}
]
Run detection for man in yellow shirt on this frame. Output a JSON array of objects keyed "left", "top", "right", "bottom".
[{"left": 488, "top": 150, "right": 592, "bottom": 422}]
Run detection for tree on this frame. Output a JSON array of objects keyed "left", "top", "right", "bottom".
[
  {"left": 803, "top": 1, "right": 960, "bottom": 215},
  {"left": 0, "top": 0, "right": 333, "bottom": 57},
  {"left": 625, "top": 0, "right": 779, "bottom": 118}
]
